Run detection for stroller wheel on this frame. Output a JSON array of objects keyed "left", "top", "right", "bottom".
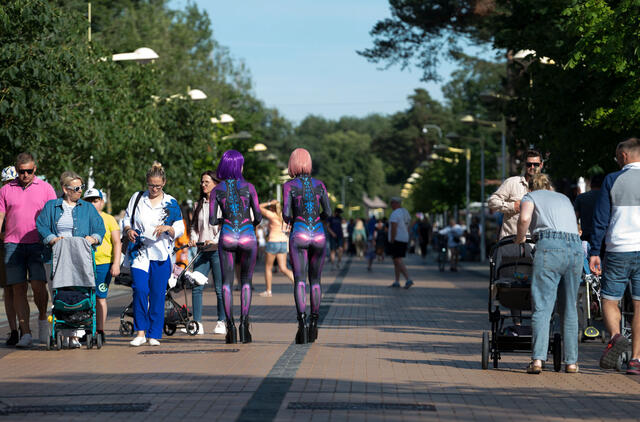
[
  {"left": 96, "top": 333, "right": 103, "bottom": 349},
  {"left": 119, "top": 321, "right": 134, "bottom": 337},
  {"left": 164, "top": 323, "right": 177, "bottom": 336},
  {"left": 186, "top": 320, "right": 199, "bottom": 336},
  {"left": 481, "top": 331, "right": 489, "bottom": 370},
  {"left": 46, "top": 335, "right": 51, "bottom": 351},
  {"left": 552, "top": 333, "right": 562, "bottom": 372},
  {"left": 86, "top": 334, "right": 94, "bottom": 350},
  {"left": 55, "top": 332, "right": 63, "bottom": 351}
]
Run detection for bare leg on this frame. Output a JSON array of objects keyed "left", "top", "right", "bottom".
[
  {"left": 393, "top": 257, "right": 410, "bottom": 281},
  {"left": 276, "top": 253, "right": 294, "bottom": 282},
  {"left": 632, "top": 300, "right": 640, "bottom": 360},
  {"left": 96, "top": 298, "right": 107, "bottom": 331},
  {"left": 602, "top": 298, "right": 621, "bottom": 337},
  {"left": 12, "top": 283, "right": 31, "bottom": 334},
  {"left": 3, "top": 288, "right": 17, "bottom": 331},
  {"left": 264, "top": 253, "right": 276, "bottom": 292},
  {"left": 30, "top": 280, "right": 48, "bottom": 320}
]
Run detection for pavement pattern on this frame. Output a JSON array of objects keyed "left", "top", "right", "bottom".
[{"left": 0, "top": 254, "right": 639, "bottom": 421}]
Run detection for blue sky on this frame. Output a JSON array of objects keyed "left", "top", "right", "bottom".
[{"left": 176, "top": 1, "right": 492, "bottom": 123}]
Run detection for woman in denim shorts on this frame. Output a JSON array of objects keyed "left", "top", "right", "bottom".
[
  {"left": 259, "top": 200, "right": 294, "bottom": 297},
  {"left": 516, "top": 173, "right": 583, "bottom": 374}
]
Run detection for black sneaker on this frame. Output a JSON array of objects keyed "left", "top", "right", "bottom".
[
  {"left": 6, "top": 330, "right": 19, "bottom": 346},
  {"left": 600, "top": 333, "right": 630, "bottom": 369}
]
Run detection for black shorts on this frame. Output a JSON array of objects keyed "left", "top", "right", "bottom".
[{"left": 389, "top": 241, "right": 408, "bottom": 258}]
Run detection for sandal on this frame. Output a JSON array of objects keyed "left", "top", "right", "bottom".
[
  {"left": 565, "top": 364, "right": 579, "bottom": 373},
  {"left": 527, "top": 360, "right": 542, "bottom": 374}
]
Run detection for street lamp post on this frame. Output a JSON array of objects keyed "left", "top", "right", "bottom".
[{"left": 341, "top": 176, "right": 353, "bottom": 210}]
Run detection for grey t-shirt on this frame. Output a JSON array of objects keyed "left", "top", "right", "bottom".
[
  {"left": 57, "top": 202, "right": 75, "bottom": 237},
  {"left": 522, "top": 190, "right": 578, "bottom": 235}
]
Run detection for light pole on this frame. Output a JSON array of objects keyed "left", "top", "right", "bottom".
[
  {"left": 341, "top": 176, "right": 353, "bottom": 210},
  {"left": 433, "top": 141, "right": 471, "bottom": 230},
  {"left": 460, "top": 116, "right": 488, "bottom": 262}
]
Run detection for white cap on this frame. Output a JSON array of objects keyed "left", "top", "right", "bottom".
[{"left": 83, "top": 188, "right": 103, "bottom": 200}]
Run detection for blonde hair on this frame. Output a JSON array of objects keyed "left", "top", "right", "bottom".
[
  {"left": 146, "top": 161, "right": 166, "bottom": 182},
  {"left": 60, "top": 171, "right": 83, "bottom": 187},
  {"left": 528, "top": 173, "right": 552, "bottom": 191}
]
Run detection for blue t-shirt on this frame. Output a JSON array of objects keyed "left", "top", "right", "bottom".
[
  {"left": 327, "top": 216, "right": 343, "bottom": 239},
  {"left": 522, "top": 190, "right": 578, "bottom": 235}
]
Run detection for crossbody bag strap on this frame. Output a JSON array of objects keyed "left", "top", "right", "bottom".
[{"left": 130, "top": 191, "right": 144, "bottom": 227}]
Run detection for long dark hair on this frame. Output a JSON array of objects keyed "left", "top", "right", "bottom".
[{"left": 191, "top": 170, "right": 218, "bottom": 232}]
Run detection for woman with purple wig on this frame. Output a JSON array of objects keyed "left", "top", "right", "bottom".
[
  {"left": 283, "top": 148, "right": 331, "bottom": 344},
  {"left": 210, "top": 150, "right": 262, "bottom": 343}
]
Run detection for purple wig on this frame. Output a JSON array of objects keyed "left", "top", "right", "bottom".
[{"left": 216, "top": 149, "right": 244, "bottom": 180}]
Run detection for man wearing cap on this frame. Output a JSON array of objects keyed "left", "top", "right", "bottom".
[
  {"left": 388, "top": 197, "right": 414, "bottom": 288},
  {"left": 84, "top": 188, "right": 121, "bottom": 344},
  {"left": 0, "top": 153, "right": 57, "bottom": 347}
]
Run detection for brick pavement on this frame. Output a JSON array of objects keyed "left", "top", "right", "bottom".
[{"left": 0, "top": 255, "right": 639, "bottom": 421}]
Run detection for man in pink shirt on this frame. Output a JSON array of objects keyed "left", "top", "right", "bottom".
[{"left": 0, "top": 153, "right": 57, "bottom": 348}]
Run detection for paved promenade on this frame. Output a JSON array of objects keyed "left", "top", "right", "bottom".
[{"left": 0, "top": 254, "right": 639, "bottom": 421}]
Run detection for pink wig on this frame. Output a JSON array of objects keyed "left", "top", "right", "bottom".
[{"left": 288, "top": 148, "right": 312, "bottom": 177}]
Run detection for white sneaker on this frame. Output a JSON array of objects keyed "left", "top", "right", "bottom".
[
  {"left": 38, "top": 319, "right": 49, "bottom": 344},
  {"left": 213, "top": 320, "right": 227, "bottom": 335},
  {"left": 180, "top": 323, "right": 205, "bottom": 335},
  {"left": 16, "top": 333, "right": 33, "bottom": 348},
  {"left": 259, "top": 290, "right": 272, "bottom": 297},
  {"left": 148, "top": 338, "right": 160, "bottom": 346},
  {"left": 129, "top": 336, "right": 147, "bottom": 347}
]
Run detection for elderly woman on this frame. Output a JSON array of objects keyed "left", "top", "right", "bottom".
[
  {"left": 124, "top": 162, "right": 184, "bottom": 347},
  {"left": 516, "top": 173, "right": 582, "bottom": 374},
  {"left": 36, "top": 171, "right": 105, "bottom": 348}
]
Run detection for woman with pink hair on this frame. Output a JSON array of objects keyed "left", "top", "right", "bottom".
[
  {"left": 283, "top": 148, "right": 331, "bottom": 343},
  {"left": 210, "top": 150, "right": 262, "bottom": 343}
]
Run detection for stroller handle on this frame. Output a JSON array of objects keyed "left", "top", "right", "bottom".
[{"left": 490, "top": 235, "right": 535, "bottom": 258}]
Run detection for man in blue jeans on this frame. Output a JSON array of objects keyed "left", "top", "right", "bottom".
[{"left": 589, "top": 137, "right": 640, "bottom": 374}]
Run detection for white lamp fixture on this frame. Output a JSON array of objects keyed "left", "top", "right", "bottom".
[
  {"left": 112, "top": 47, "right": 159, "bottom": 63},
  {"left": 187, "top": 89, "right": 207, "bottom": 100}
]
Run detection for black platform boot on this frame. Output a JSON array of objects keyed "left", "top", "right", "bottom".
[
  {"left": 239, "top": 316, "right": 252, "bottom": 344},
  {"left": 308, "top": 313, "right": 319, "bottom": 343},
  {"left": 225, "top": 318, "right": 237, "bottom": 344},
  {"left": 295, "top": 313, "right": 309, "bottom": 344}
]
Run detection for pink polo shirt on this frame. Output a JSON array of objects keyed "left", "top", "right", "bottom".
[{"left": 0, "top": 177, "right": 57, "bottom": 244}]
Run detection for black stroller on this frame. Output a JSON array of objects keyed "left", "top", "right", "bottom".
[
  {"left": 118, "top": 245, "right": 202, "bottom": 337},
  {"left": 481, "top": 235, "right": 562, "bottom": 371},
  {"left": 436, "top": 233, "right": 448, "bottom": 272}
]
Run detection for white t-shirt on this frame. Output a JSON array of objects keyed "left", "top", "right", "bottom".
[
  {"left": 124, "top": 191, "right": 185, "bottom": 271},
  {"left": 388, "top": 207, "right": 411, "bottom": 243}
]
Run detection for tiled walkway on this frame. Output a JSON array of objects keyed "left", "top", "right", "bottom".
[{"left": 0, "top": 255, "right": 638, "bottom": 421}]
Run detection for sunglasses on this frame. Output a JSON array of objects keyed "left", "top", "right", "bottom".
[
  {"left": 525, "top": 162, "right": 541, "bottom": 168},
  {"left": 65, "top": 184, "right": 85, "bottom": 192},
  {"left": 18, "top": 168, "right": 35, "bottom": 175},
  {"left": 147, "top": 184, "right": 163, "bottom": 189}
]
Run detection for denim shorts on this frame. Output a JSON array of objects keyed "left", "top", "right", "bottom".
[
  {"left": 3, "top": 242, "right": 47, "bottom": 285},
  {"left": 602, "top": 251, "right": 640, "bottom": 300},
  {"left": 94, "top": 263, "right": 112, "bottom": 299},
  {"left": 265, "top": 241, "right": 287, "bottom": 255}
]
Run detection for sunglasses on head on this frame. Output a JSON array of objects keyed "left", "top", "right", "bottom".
[
  {"left": 526, "top": 162, "right": 541, "bottom": 168},
  {"left": 18, "top": 168, "right": 34, "bottom": 175},
  {"left": 65, "top": 184, "right": 85, "bottom": 192}
]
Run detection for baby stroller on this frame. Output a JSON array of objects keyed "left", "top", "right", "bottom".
[
  {"left": 436, "top": 233, "right": 448, "bottom": 272},
  {"left": 481, "top": 235, "right": 562, "bottom": 371},
  {"left": 119, "top": 245, "right": 202, "bottom": 337},
  {"left": 46, "top": 238, "right": 100, "bottom": 350}
]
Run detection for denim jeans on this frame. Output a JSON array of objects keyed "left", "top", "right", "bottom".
[
  {"left": 531, "top": 232, "right": 582, "bottom": 364},
  {"left": 192, "top": 250, "right": 224, "bottom": 322}
]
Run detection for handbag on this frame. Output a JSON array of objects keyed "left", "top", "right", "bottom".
[{"left": 114, "top": 191, "right": 143, "bottom": 287}]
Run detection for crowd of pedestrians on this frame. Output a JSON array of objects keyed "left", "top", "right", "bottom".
[{"left": 2, "top": 138, "right": 640, "bottom": 377}]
